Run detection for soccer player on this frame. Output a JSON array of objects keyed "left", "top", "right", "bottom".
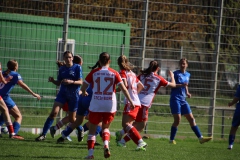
[
  {"left": 169, "top": 58, "right": 212, "bottom": 144},
  {"left": 0, "top": 60, "right": 41, "bottom": 138},
  {"left": 115, "top": 55, "right": 148, "bottom": 151},
  {"left": 0, "top": 65, "right": 23, "bottom": 139},
  {"left": 116, "top": 60, "right": 176, "bottom": 147},
  {"left": 227, "top": 84, "right": 240, "bottom": 150},
  {"left": 35, "top": 51, "right": 83, "bottom": 141},
  {"left": 49, "top": 55, "right": 83, "bottom": 141},
  {"left": 81, "top": 52, "right": 134, "bottom": 159}
]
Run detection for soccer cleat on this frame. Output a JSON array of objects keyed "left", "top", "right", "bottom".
[
  {"left": 115, "top": 131, "right": 122, "bottom": 142},
  {"left": 76, "top": 128, "right": 84, "bottom": 142},
  {"left": 199, "top": 137, "right": 212, "bottom": 144},
  {"left": 136, "top": 141, "right": 147, "bottom": 151},
  {"left": 104, "top": 147, "right": 111, "bottom": 158},
  {"left": 57, "top": 137, "right": 65, "bottom": 143},
  {"left": 50, "top": 126, "right": 56, "bottom": 138},
  {"left": 227, "top": 145, "right": 233, "bottom": 150},
  {"left": 117, "top": 141, "right": 126, "bottom": 147},
  {"left": 169, "top": 140, "right": 176, "bottom": 144},
  {"left": 35, "top": 134, "right": 46, "bottom": 141},
  {"left": 84, "top": 155, "right": 94, "bottom": 159},
  {"left": 10, "top": 134, "right": 24, "bottom": 140},
  {"left": 136, "top": 146, "right": 146, "bottom": 151},
  {"left": 66, "top": 136, "right": 72, "bottom": 142}
]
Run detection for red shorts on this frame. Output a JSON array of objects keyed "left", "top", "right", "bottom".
[
  {"left": 123, "top": 104, "right": 148, "bottom": 122},
  {"left": 0, "top": 96, "right": 2, "bottom": 100},
  {"left": 135, "top": 105, "right": 149, "bottom": 122},
  {"left": 88, "top": 111, "right": 116, "bottom": 125},
  {"left": 123, "top": 104, "right": 141, "bottom": 120},
  {"left": 62, "top": 102, "right": 69, "bottom": 112}
]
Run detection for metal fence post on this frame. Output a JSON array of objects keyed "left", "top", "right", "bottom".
[{"left": 208, "top": 0, "right": 224, "bottom": 138}]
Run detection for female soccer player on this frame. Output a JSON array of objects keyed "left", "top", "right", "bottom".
[
  {"left": 227, "top": 84, "right": 240, "bottom": 150},
  {"left": 0, "top": 60, "right": 41, "bottom": 138},
  {"left": 56, "top": 62, "right": 103, "bottom": 144},
  {"left": 169, "top": 58, "right": 212, "bottom": 144},
  {"left": 49, "top": 55, "right": 83, "bottom": 141},
  {"left": 81, "top": 52, "right": 134, "bottom": 159},
  {"left": 116, "top": 60, "right": 176, "bottom": 147},
  {"left": 35, "top": 51, "right": 83, "bottom": 141},
  {"left": 0, "top": 65, "right": 23, "bottom": 139},
  {"left": 115, "top": 55, "right": 148, "bottom": 151}
]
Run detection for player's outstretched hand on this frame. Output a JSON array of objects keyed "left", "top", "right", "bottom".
[{"left": 33, "top": 93, "right": 41, "bottom": 100}]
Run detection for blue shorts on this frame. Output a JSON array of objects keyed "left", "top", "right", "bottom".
[
  {"left": 170, "top": 99, "right": 192, "bottom": 115},
  {"left": 232, "top": 105, "right": 240, "bottom": 127},
  {"left": 2, "top": 95, "right": 16, "bottom": 109},
  {"left": 76, "top": 95, "right": 91, "bottom": 116},
  {"left": 55, "top": 91, "right": 79, "bottom": 112}
]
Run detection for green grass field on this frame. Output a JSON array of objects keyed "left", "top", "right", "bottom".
[{"left": 0, "top": 131, "right": 239, "bottom": 160}]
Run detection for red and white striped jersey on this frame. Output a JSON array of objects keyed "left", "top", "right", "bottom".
[
  {"left": 138, "top": 72, "right": 169, "bottom": 108},
  {"left": 84, "top": 66, "right": 122, "bottom": 112},
  {"left": 119, "top": 69, "right": 141, "bottom": 106}
]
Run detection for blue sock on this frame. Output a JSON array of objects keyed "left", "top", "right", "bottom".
[
  {"left": 42, "top": 117, "right": 54, "bottom": 135},
  {"left": 83, "top": 123, "right": 89, "bottom": 132},
  {"left": 95, "top": 125, "right": 102, "bottom": 137},
  {"left": 170, "top": 126, "right": 177, "bottom": 140},
  {"left": 191, "top": 125, "right": 202, "bottom": 138},
  {"left": 76, "top": 125, "right": 83, "bottom": 131},
  {"left": 62, "top": 126, "right": 73, "bottom": 137},
  {"left": 229, "top": 135, "right": 235, "bottom": 145},
  {"left": 13, "top": 121, "right": 21, "bottom": 134},
  {"left": 0, "top": 114, "right": 5, "bottom": 126}
]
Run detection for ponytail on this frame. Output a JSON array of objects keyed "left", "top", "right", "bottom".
[{"left": 140, "top": 60, "right": 159, "bottom": 77}]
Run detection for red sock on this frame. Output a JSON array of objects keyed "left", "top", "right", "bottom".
[
  {"left": 127, "top": 127, "right": 141, "bottom": 145},
  {"left": 87, "top": 135, "right": 95, "bottom": 150},
  {"left": 123, "top": 134, "right": 131, "bottom": 143},
  {"left": 7, "top": 125, "right": 14, "bottom": 135},
  {"left": 102, "top": 129, "right": 110, "bottom": 142}
]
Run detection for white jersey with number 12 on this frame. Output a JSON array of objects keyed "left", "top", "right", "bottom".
[{"left": 84, "top": 66, "right": 123, "bottom": 113}]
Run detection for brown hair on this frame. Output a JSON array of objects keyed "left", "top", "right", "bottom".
[
  {"left": 63, "top": 51, "right": 73, "bottom": 57},
  {"left": 99, "top": 52, "right": 110, "bottom": 66},
  {"left": 73, "top": 55, "right": 82, "bottom": 64},
  {"left": 88, "top": 61, "right": 100, "bottom": 70},
  {"left": 140, "top": 60, "right": 159, "bottom": 76},
  {"left": 117, "top": 55, "right": 134, "bottom": 71},
  {"left": 179, "top": 58, "right": 188, "bottom": 64},
  {"left": 56, "top": 54, "right": 82, "bottom": 68},
  {"left": 4, "top": 59, "right": 18, "bottom": 76}
]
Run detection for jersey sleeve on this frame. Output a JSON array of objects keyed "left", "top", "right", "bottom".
[
  {"left": 119, "top": 70, "right": 127, "bottom": 79},
  {"left": 158, "top": 75, "right": 169, "bottom": 87},
  {"left": 85, "top": 70, "right": 94, "bottom": 84},
  {"left": 115, "top": 71, "right": 123, "bottom": 86}
]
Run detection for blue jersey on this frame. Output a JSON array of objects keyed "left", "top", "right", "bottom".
[
  {"left": 0, "top": 71, "right": 22, "bottom": 96},
  {"left": 170, "top": 70, "right": 190, "bottom": 101},
  {"left": 57, "top": 63, "right": 82, "bottom": 95},
  {"left": 234, "top": 85, "right": 240, "bottom": 107}
]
